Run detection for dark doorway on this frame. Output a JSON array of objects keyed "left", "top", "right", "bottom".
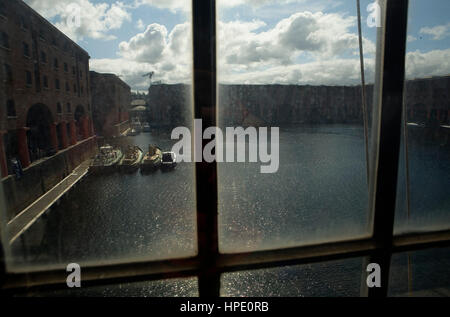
[
  {"left": 26, "top": 103, "right": 53, "bottom": 162},
  {"left": 74, "top": 105, "right": 85, "bottom": 141}
]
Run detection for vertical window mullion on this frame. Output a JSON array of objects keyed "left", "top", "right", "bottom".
[
  {"left": 367, "top": 0, "right": 409, "bottom": 297},
  {"left": 192, "top": 0, "right": 220, "bottom": 297}
]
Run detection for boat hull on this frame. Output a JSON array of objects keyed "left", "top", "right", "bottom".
[
  {"left": 120, "top": 149, "right": 144, "bottom": 173},
  {"left": 89, "top": 149, "right": 123, "bottom": 175}
]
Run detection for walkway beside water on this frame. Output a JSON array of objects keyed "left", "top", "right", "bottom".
[{"left": 7, "top": 159, "right": 91, "bottom": 245}]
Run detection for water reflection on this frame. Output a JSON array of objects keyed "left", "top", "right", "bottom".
[{"left": 10, "top": 130, "right": 197, "bottom": 270}]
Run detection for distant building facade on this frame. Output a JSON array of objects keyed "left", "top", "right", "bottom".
[
  {"left": 129, "top": 99, "right": 148, "bottom": 124},
  {"left": 0, "top": 0, "right": 95, "bottom": 178},
  {"left": 405, "top": 76, "right": 450, "bottom": 125},
  {"left": 145, "top": 76, "right": 449, "bottom": 128},
  {"left": 90, "top": 71, "right": 131, "bottom": 137},
  {"left": 147, "top": 84, "right": 192, "bottom": 129}
]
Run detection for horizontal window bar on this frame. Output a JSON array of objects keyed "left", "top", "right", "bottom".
[{"left": 3, "top": 229, "right": 450, "bottom": 293}]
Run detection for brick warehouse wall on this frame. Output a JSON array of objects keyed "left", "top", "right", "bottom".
[
  {"left": 2, "top": 137, "right": 97, "bottom": 221},
  {"left": 90, "top": 71, "right": 131, "bottom": 137},
  {"left": 147, "top": 84, "right": 193, "bottom": 130},
  {"left": 0, "top": 0, "right": 95, "bottom": 177},
  {"left": 146, "top": 76, "right": 449, "bottom": 128},
  {"left": 0, "top": 0, "right": 98, "bottom": 217}
]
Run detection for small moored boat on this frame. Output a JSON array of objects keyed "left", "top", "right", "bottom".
[
  {"left": 142, "top": 122, "right": 151, "bottom": 132},
  {"left": 141, "top": 145, "right": 162, "bottom": 172},
  {"left": 120, "top": 145, "right": 144, "bottom": 172},
  {"left": 161, "top": 151, "right": 177, "bottom": 171},
  {"left": 90, "top": 145, "right": 123, "bottom": 174},
  {"left": 128, "top": 128, "right": 139, "bottom": 136}
]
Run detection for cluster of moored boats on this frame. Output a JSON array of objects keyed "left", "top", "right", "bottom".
[
  {"left": 127, "top": 121, "right": 151, "bottom": 136},
  {"left": 90, "top": 144, "right": 176, "bottom": 174}
]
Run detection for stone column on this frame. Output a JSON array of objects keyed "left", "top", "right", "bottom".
[
  {"left": 0, "top": 131, "right": 8, "bottom": 178},
  {"left": 69, "top": 120, "right": 77, "bottom": 145},
  {"left": 50, "top": 122, "right": 58, "bottom": 151},
  {"left": 89, "top": 118, "right": 95, "bottom": 136},
  {"left": 17, "top": 127, "right": 30, "bottom": 168},
  {"left": 82, "top": 116, "right": 89, "bottom": 139},
  {"left": 59, "top": 121, "right": 68, "bottom": 149}
]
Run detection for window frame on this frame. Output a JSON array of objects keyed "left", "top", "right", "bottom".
[{"left": 1, "top": 0, "right": 450, "bottom": 297}]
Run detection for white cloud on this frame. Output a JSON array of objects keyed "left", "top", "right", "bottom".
[
  {"left": 420, "top": 23, "right": 450, "bottom": 41},
  {"left": 92, "top": 10, "right": 449, "bottom": 90},
  {"left": 405, "top": 49, "right": 450, "bottom": 79},
  {"left": 407, "top": 35, "right": 417, "bottom": 42},
  {"left": 90, "top": 10, "right": 379, "bottom": 89},
  {"left": 91, "top": 22, "right": 192, "bottom": 89},
  {"left": 134, "top": 0, "right": 340, "bottom": 14},
  {"left": 25, "top": 0, "right": 131, "bottom": 41},
  {"left": 136, "top": 19, "right": 145, "bottom": 31},
  {"left": 119, "top": 24, "right": 168, "bottom": 63},
  {"left": 219, "top": 58, "right": 375, "bottom": 86},
  {"left": 218, "top": 11, "right": 375, "bottom": 74},
  {"left": 133, "top": 0, "right": 189, "bottom": 12},
  {"left": 134, "top": 0, "right": 301, "bottom": 11}
]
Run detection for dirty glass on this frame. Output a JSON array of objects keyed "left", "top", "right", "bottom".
[
  {"left": 0, "top": 0, "right": 196, "bottom": 272},
  {"left": 394, "top": 0, "right": 450, "bottom": 235},
  {"left": 217, "top": 0, "right": 377, "bottom": 253}
]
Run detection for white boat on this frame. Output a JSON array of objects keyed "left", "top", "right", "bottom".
[
  {"left": 142, "top": 122, "right": 151, "bottom": 132},
  {"left": 120, "top": 145, "right": 144, "bottom": 172},
  {"left": 141, "top": 145, "right": 162, "bottom": 172},
  {"left": 90, "top": 145, "right": 123, "bottom": 173},
  {"left": 161, "top": 151, "right": 177, "bottom": 171}
]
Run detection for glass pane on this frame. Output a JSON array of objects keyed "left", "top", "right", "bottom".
[
  {"left": 217, "top": 0, "right": 377, "bottom": 252},
  {"left": 221, "top": 257, "right": 364, "bottom": 297},
  {"left": 394, "top": 0, "right": 450, "bottom": 234},
  {"left": 0, "top": 0, "right": 195, "bottom": 272},
  {"left": 389, "top": 247, "right": 450, "bottom": 297},
  {"left": 20, "top": 277, "right": 198, "bottom": 297}
]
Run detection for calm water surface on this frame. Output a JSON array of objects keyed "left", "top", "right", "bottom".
[{"left": 8, "top": 125, "right": 450, "bottom": 296}]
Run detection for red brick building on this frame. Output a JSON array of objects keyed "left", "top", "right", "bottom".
[
  {"left": 0, "top": 0, "right": 94, "bottom": 178},
  {"left": 90, "top": 71, "right": 130, "bottom": 137}
]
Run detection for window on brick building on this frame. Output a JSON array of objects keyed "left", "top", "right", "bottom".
[
  {"left": 23, "top": 42, "right": 30, "bottom": 57},
  {"left": 39, "top": 29, "right": 46, "bottom": 42},
  {"left": 55, "top": 78, "right": 60, "bottom": 90},
  {"left": 65, "top": 82, "right": 70, "bottom": 92},
  {"left": 4, "top": 63, "right": 12, "bottom": 83},
  {"left": 1, "top": 32, "right": 9, "bottom": 49},
  {"left": 67, "top": 102, "right": 71, "bottom": 113},
  {"left": 73, "top": 84, "right": 77, "bottom": 93},
  {"left": 19, "top": 16, "right": 28, "bottom": 30},
  {"left": 64, "top": 63, "right": 68, "bottom": 72},
  {"left": 6, "top": 99, "right": 16, "bottom": 117},
  {"left": 0, "top": 3, "right": 6, "bottom": 18},
  {"left": 54, "top": 58, "right": 59, "bottom": 69},
  {"left": 40, "top": 51, "right": 47, "bottom": 63},
  {"left": 72, "top": 66, "right": 76, "bottom": 75},
  {"left": 25, "top": 70, "right": 32, "bottom": 86},
  {"left": 57, "top": 102, "right": 62, "bottom": 114},
  {"left": 43, "top": 75, "right": 48, "bottom": 88}
]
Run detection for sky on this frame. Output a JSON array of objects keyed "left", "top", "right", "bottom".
[{"left": 24, "top": 0, "right": 450, "bottom": 92}]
